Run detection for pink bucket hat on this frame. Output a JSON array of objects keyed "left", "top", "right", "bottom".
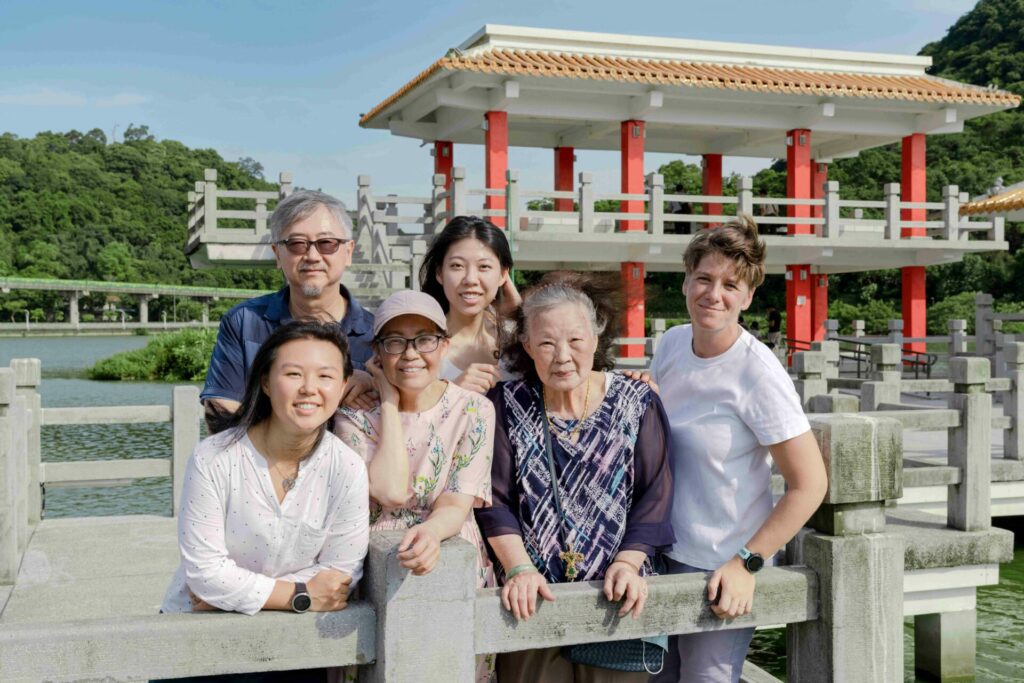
[{"left": 372, "top": 290, "right": 448, "bottom": 337}]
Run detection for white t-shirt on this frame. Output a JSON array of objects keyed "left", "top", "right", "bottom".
[
  {"left": 161, "top": 428, "right": 369, "bottom": 615},
  {"left": 650, "top": 324, "right": 810, "bottom": 570}
]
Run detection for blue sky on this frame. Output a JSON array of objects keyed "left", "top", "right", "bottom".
[{"left": 1, "top": 0, "right": 977, "bottom": 207}]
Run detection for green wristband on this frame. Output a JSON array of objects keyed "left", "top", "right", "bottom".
[{"left": 505, "top": 563, "right": 538, "bottom": 581}]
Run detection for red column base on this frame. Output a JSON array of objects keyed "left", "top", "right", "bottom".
[{"left": 621, "top": 262, "right": 645, "bottom": 358}]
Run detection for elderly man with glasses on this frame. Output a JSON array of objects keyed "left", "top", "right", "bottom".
[{"left": 201, "top": 190, "right": 376, "bottom": 432}]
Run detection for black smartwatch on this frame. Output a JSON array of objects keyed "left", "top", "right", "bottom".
[
  {"left": 291, "top": 582, "right": 312, "bottom": 613},
  {"left": 737, "top": 546, "right": 764, "bottom": 574}
]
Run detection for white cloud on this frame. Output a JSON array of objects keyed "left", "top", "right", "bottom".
[
  {"left": 94, "top": 93, "right": 150, "bottom": 108},
  {"left": 0, "top": 87, "right": 88, "bottom": 107}
]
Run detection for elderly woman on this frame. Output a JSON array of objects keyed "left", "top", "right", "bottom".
[
  {"left": 159, "top": 320, "right": 369, "bottom": 683},
  {"left": 333, "top": 290, "right": 496, "bottom": 682},
  {"left": 476, "top": 272, "right": 674, "bottom": 683}
]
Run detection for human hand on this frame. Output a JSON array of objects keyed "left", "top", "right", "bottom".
[
  {"left": 496, "top": 277, "right": 523, "bottom": 316},
  {"left": 618, "top": 370, "right": 660, "bottom": 395},
  {"left": 707, "top": 556, "right": 755, "bottom": 619},
  {"left": 341, "top": 369, "right": 379, "bottom": 411},
  {"left": 188, "top": 590, "right": 219, "bottom": 612},
  {"left": 308, "top": 569, "right": 353, "bottom": 612},
  {"left": 501, "top": 570, "right": 556, "bottom": 621},
  {"left": 603, "top": 560, "right": 648, "bottom": 619},
  {"left": 397, "top": 524, "right": 441, "bottom": 575},
  {"left": 366, "top": 355, "right": 401, "bottom": 407},
  {"left": 454, "top": 363, "right": 502, "bottom": 394}
]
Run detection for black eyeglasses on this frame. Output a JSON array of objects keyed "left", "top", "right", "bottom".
[
  {"left": 274, "top": 237, "right": 351, "bottom": 255},
  {"left": 375, "top": 334, "right": 445, "bottom": 355}
]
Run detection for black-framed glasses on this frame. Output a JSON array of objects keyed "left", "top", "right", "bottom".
[
  {"left": 375, "top": 334, "right": 445, "bottom": 355},
  {"left": 274, "top": 237, "right": 351, "bottom": 255}
]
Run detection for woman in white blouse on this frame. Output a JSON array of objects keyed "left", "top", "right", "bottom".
[{"left": 161, "top": 320, "right": 369, "bottom": 635}]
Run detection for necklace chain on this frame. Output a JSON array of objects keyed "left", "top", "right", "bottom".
[{"left": 544, "top": 375, "right": 591, "bottom": 443}]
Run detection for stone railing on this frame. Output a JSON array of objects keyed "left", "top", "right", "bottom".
[{"left": 1, "top": 355, "right": 1014, "bottom": 681}]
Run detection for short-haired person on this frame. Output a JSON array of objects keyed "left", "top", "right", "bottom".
[
  {"left": 420, "top": 216, "right": 520, "bottom": 394},
  {"left": 649, "top": 215, "right": 827, "bottom": 683},
  {"left": 202, "top": 190, "right": 376, "bottom": 432},
  {"left": 159, "top": 320, "right": 369, "bottom": 683}
]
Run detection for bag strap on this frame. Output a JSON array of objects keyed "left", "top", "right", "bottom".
[{"left": 538, "top": 388, "right": 571, "bottom": 553}]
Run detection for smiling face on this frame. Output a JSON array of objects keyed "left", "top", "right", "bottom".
[
  {"left": 523, "top": 302, "right": 598, "bottom": 394},
  {"left": 261, "top": 338, "right": 347, "bottom": 437},
  {"left": 375, "top": 314, "right": 450, "bottom": 396},
  {"left": 683, "top": 252, "right": 755, "bottom": 336},
  {"left": 436, "top": 237, "right": 508, "bottom": 318},
  {"left": 272, "top": 204, "right": 354, "bottom": 297}
]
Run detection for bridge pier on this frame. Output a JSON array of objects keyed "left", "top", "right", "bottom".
[
  {"left": 66, "top": 291, "right": 80, "bottom": 328},
  {"left": 138, "top": 294, "right": 157, "bottom": 325}
]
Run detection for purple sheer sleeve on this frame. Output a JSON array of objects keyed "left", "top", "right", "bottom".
[
  {"left": 474, "top": 387, "right": 523, "bottom": 539},
  {"left": 620, "top": 393, "right": 675, "bottom": 556}
]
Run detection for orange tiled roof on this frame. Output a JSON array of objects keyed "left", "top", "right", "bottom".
[
  {"left": 360, "top": 48, "right": 1021, "bottom": 126},
  {"left": 961, "top": 185, "right": 1024, "bottom": 216}
]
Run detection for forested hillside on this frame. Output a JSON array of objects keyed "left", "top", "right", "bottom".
[{"left": 0, "top": 125, "right": 282, "bottom": 321}]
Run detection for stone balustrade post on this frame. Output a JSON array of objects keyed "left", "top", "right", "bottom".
[
  {"left": 430, "top": 173, "right": 447, "bottom": 229},
  {"left": 942, "top": 185, "right": 960, "bottom": 241},
  {"left": 737, "top": 176, "right": 753, "bottom": 217},
  {"left": 647, "top": 172, "right": 664, "bottom": 235},
  {"left": 278, "top": 171, "right": 293, "bottom": 199},
  {"left": 451, "top": 167, "right": 467, "bottom": 217},
  {"left": 974, "top": 293, "right": 994, "bottom": 371},
  {"left": 506, "top": 169, "right": 520, "bottom": 232},
  {"left": 652, "top": 318, "right": 667, "bottom": 355},
  {"left": 811, "top": 340, "right": 840, "bottom": 380},
  {"left": 884, "top": 182, "right": 901, "bottom": 240},
  {"left": 0, "top": 368, "right": 19, "bottom": 583},
  {"left": 947, "top": 357, "right": 992, "bottom": 531},
  {"left": 852, "top": 320, "right": 865, "bottom": 338},
  {"left": 861, "top": 344, "right": 901, "bottom": 410},
  {"left": 1004, "top": 342, "right": 1024, "bottom": 461},
  {"left": 887, "top": 318, "right": 904, "bottom": 347},
  {"left": 948, "top": 319, "right": 967, "bottom": 357},
  {"left": 171, "top": 386, "right": 201, "bottom": 517},
  {"left": 410, "top": 240, "right": 427, "bottom": 292},
  {"left": 578, "top": 172, "right": 594, "bottom": 233},
  {"left": 10, "top": 359, "right": 41, "bottom": 526},
  {"left": 994, "top": 326, "right": 1014, "bottom": 378},
  {"left": 203, "top": 169, "right": 219, "bottom": 232},
  {"left": 792, "top": 351, "right": 828, "bottom": 410},
  {"left": 789, "top": 415, "right": 904, "bottom": 682},
  {"left": 822, "top": 180, "right": 839, "bottom": 239},
  {"left": 823, "top": 319, "right": 839, "bottom": 341},
  {"left": 362, "top": 531, "right": 476, "bottom": 682}
]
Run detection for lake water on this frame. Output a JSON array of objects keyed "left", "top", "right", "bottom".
[{"left": 3, "top": 335, "right": 1022, "bottom": 681}]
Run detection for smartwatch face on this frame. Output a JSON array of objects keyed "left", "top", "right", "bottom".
[
  {"left": 745, "top": 554, "right": 765, "bottom": 573},
  {"left": 293, "top": 593, "right": 312, "bottom": 612}
]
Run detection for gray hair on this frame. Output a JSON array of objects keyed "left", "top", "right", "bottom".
[
  {"left": 520, "top": 285, "right": 605, "bottom": 340},
  {"left": 270, "top": 190, "right": 353, "bottom": 241}
]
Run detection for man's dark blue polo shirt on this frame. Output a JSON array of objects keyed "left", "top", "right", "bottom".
[{"left": 201, "top": 284, "right": 375, "bottom": 404}]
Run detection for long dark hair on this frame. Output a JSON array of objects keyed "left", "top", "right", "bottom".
[
  {"left": 209, "top": 320, "right": 353, "bottom": 439},
  {"left": 419, "top": 216, "right": 514, "bottom": 314},
  {"left": 503, "top": 271, "right": 623, "bottom": 383}
]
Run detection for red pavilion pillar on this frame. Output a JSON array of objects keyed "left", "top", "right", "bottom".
[
  {"left": 554, "top": 147, "right": 574, "bottom": 212},
  {"left": 902, "top": 133, "right": 927, "bottom": 354},
  {"left": 620, "top": 120, "right": 645, "bottom": 358},
  {"left": 786, "top": 129, "right": 813, "bottom": 346},
  {"left": 811, "top": 161, "right": 829, "bottom": 341},
  {"left": 434, "top": 140, "right": 453, "bottom": 214},
  {"left": 485, "top": 111, "right": 508, "bottom": 228},
  {"left": 702, "top": 153, "right": 723, "bottom": 226}
]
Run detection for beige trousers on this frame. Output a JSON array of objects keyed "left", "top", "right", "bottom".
[{"left": 497, "top": 646, "right": 651, "bottom": 683}]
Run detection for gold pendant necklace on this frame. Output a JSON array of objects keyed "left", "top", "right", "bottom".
[{"left": 544, "top": 375, "right": 591, "bottom": 443}]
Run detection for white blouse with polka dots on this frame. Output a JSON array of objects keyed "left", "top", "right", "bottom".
[{"left": 161, "top": 428, "right": 369, "bottom": 615}]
